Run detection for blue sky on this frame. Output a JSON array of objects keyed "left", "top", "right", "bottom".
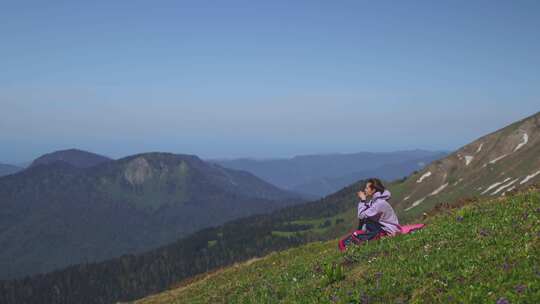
[{"left": 1, "top": 1, "right": 539, "bottom": 163}]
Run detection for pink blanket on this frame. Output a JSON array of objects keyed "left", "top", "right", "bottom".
[{"left": 338, "top": 223, "right": 425, "bottom": 252}]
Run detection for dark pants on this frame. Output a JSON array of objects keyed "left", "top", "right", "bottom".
[
  {"left": 341, "top": 219, "right": 385, "bottom": 249},
  {"left": 355, "top": 218, "right": 384, "bottom": 241}
]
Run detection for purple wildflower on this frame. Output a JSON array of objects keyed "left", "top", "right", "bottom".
[
  {"left": 496, "top": 297, "right": 510, "bottom": 304},
  {"left": 515, "top": 284, "right": 526, "bottom": 294},
  {"left": 479, "top": 229, "right": 489, "bottom": 237}
]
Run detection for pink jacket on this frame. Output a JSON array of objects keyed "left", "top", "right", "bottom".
[{"left": 358, "top": 190, "right": 401, "bottom": 235}]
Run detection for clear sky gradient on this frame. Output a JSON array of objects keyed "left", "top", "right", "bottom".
[{"left": 1, "top": 1, "right": 539, "bottom": 163}]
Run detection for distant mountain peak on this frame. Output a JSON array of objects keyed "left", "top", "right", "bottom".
[{"left": 29, "top": 148, "right": 111, "bottom": 169}]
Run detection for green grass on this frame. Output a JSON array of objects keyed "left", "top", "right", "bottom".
[{"left": 134, "top": 190, "right": 540, "bottom": 304}]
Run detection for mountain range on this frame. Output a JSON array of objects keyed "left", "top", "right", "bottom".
[
  {"left": 0, "top": 151, "right": 301, "bottom": 279},
  {"left": 213, "top": 150, "right": 446, "bottom": 197},
  {"left": 0, "top": 147, "right": 444, "bottom": 280}
]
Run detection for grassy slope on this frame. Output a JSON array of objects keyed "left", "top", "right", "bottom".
[{"left": 133, "top": 189, "right": 540, "bottom": 304}]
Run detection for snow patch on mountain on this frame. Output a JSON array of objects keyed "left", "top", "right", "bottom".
[
  {"left": 476, "top": 143, "right": 484, "bottom": 153},
  {"left": 405, "top": 197, "right": 425, "bottom": 211},
  {"left": 464, "top": 155, "right": 474, "bottom": 166},
  {"left": 520, "top": 170, "right": 540, "bottom": 185},
  {"left": 405, "top": 182, "right": 449, "bottom": 211},
  {"left": 491, "top": 178, "right": 519, "bottom": 195},
  {"left": 488, "top": 154, "right": 509, "bottom": 166},
  {"left": 430, "top": 183, "right": 449, "bottom": 196},
  {"left": 452, "top": 178, "right": 463, "bottom": 186},
  {"left": 481, "top": 178, "right": 512, "bottom": 195},
  {"left": 503, "top": 186, "right": 516, "bottom": 195},
  {"left": 416, "top": 171, "right": 432, "bottom": 183},
  {"left": 513, "top": 133, "right": 529, "bottom": 152}
]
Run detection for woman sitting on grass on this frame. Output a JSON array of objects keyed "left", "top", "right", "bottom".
[
  {"left": 355, "top": 178, "right": 401, "bottom": 239},
  {"left": 340, "top": 178, "right": 401, "bottom": 250}
]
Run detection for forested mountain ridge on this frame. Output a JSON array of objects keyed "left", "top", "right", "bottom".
[{"left": 0, "top": 152, "right": 301, "bottom": 280}]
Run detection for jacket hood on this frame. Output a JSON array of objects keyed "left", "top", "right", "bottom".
[{"left": 372, "top": 189, "right": 391, "bottom": 201}]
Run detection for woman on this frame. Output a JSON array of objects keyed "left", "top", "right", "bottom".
[
  {"left": 339, "top": 178, "right": 400, "bottom": 250},
  {"left": 356, "top": 178, "right": 400, "bottom": 238}
]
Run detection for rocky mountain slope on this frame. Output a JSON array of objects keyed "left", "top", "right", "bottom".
[{"left": 391, "top": 111, "right": 540, "bottom": 221}]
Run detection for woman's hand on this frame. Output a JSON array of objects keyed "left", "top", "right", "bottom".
[{"left": 357, "top": 191, "right": 367, "bottom": 201}]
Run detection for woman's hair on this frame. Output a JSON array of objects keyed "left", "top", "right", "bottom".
[{"left": 367, "top": 178, "right": 385, "bottom": 194}]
